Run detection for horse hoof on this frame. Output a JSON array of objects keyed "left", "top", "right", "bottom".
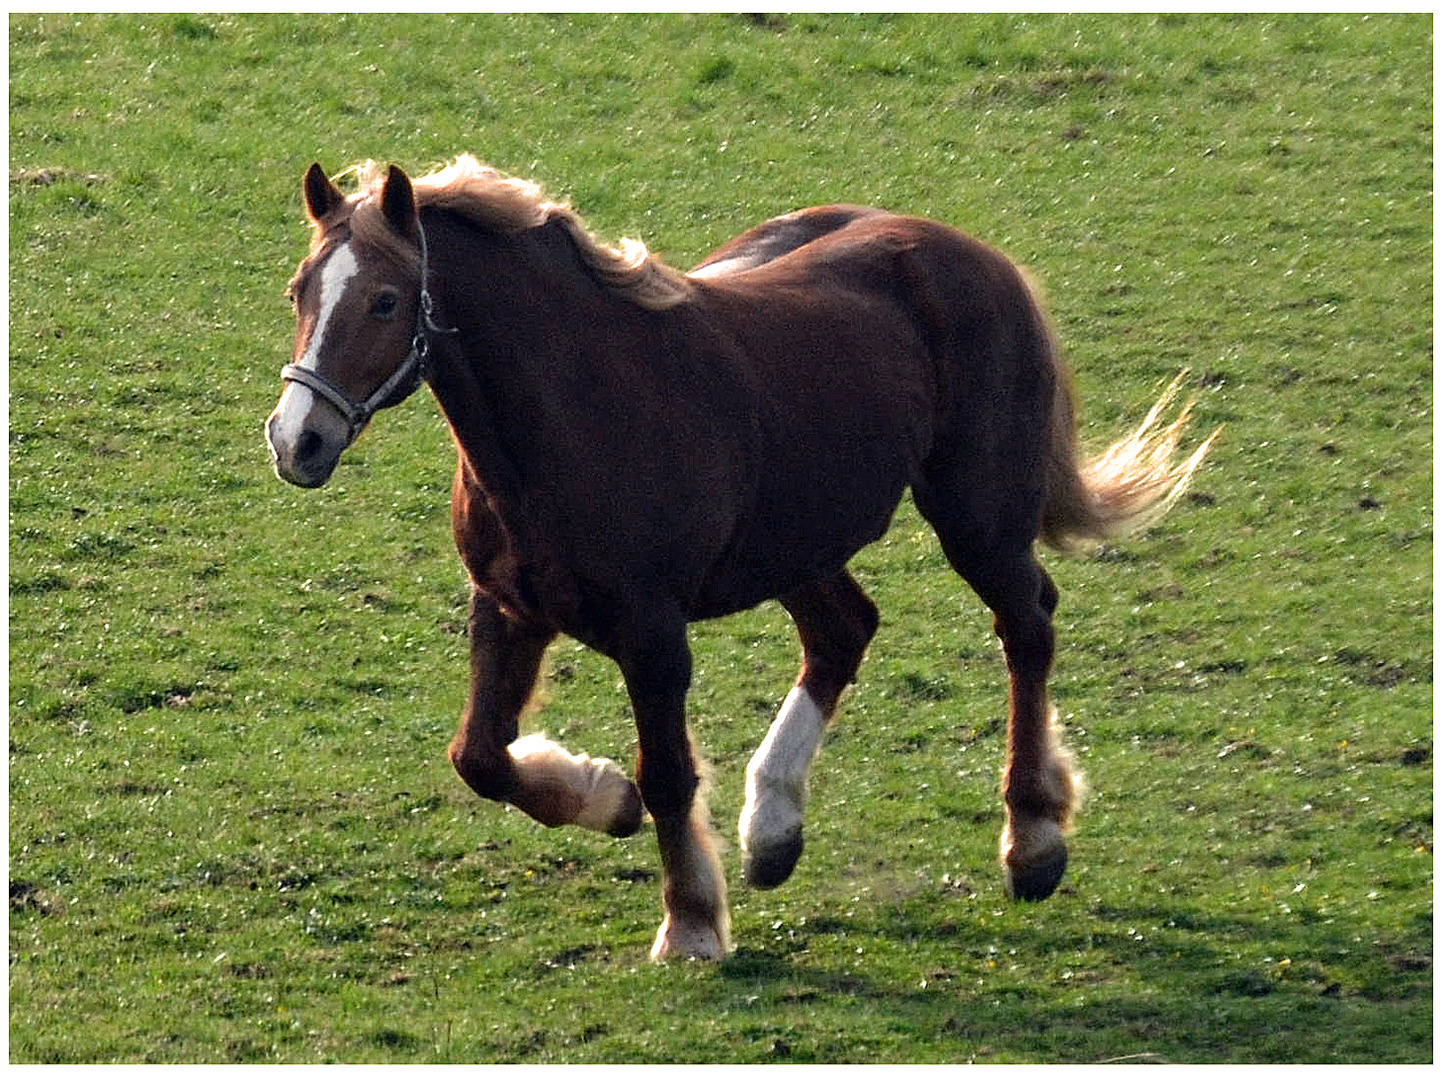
[
  {"left": 605, "top": 782, "right": 644, "bottom": 838},
  {"left": 650, "top": 917, "right": 728, "bottom": 961},
  {"left": 742, "top": 830, "right": 804, "bottom": 889},
  {"left": 1006, "top": 844, "right": 1067, "bottom": 902}
]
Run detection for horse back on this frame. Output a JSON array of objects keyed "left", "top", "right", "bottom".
[
  {"left": 690, "top": 207, "right": 1045, "bottom": 416},
  {"left": 688, "top": 205, "right": 890, "bottom": 279}
]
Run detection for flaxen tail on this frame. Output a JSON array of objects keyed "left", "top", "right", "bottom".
[{"left": 1040, "top": 367, "right": 1219, "bottom": 552}]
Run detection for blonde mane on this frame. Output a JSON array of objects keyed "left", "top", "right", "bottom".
[{"left": 339, "top": 156, "right": 693, "bottom": 312}]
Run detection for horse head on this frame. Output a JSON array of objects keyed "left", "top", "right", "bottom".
[{"left": 266, "top": 163, "right": 432, "bottom": 488}]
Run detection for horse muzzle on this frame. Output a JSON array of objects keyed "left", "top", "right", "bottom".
[{"left": 265, "top": 391, "right": 350, "bottom": 488}]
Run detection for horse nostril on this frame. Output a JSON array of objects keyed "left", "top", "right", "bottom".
[{"left": 295, "top": 429, "right": 325, "bottom": 462}]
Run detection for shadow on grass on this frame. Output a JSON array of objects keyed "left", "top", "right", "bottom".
[{"left": 708, "top": 896, "right": 1431, "bottom": 1064}]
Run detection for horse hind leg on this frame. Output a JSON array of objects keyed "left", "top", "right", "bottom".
[
  {"left": 448, "top": 589, "right": 643, "bottom": 837},
  {"left": 914, "top": 482, "right": 1080, "bottom": 901},
  {"left": 739, "top": 572, "right": 879, "bottom": 889},
  {"left": 972, "top": 553, "right": 1078, "bottom": 901}
]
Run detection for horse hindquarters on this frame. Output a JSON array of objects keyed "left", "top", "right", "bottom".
[{"left": 909, "top": 268, "right": 1080, "bottom": 901}]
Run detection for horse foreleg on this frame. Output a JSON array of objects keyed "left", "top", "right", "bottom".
[
  {"left": 740, "top": 572, "right": 878, "bottom": 888},
  {"left": 613, "top": 606, "right": 729, "bottom": 960},
  {"left": 448, "top": 590, "right": 643, "bottom": 837},
  {"left": 503, "top": 732, "right": 644, "bottom": 836},
  {"left": 649, "top": 765, "right": 729, "bottom": 960}
]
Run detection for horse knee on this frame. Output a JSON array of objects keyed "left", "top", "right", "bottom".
[{"left": 448, "top": 738, "right": 514, "bottom": 802}]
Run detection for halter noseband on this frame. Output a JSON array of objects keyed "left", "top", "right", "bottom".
[{"left": 279, "top": 220, "right": 455, "bottom": 445}]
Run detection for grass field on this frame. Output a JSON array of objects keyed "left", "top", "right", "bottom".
[{"left": 8, "top": 13, "right": 1432, "bottom": 1063}]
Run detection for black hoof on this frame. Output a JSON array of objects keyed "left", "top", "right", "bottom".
[
  {"left": 606, "top": 783, "right": 645, "bottom": 838},
  {"left": 743, "top": 831, "right": 804, "bottom": 889},
  {"left": 1006, "top": 844, "right": 1067, "bottom": 902}
]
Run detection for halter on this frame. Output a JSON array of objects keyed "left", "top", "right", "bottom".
[{"left": 279, "top": 220, "right": 455, "bottom": 446}]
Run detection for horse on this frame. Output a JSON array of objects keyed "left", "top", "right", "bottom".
[{"left": 265, "top": 156, "right": 1214, "bottom": 960}]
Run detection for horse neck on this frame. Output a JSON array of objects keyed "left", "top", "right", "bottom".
[
  {"left": 435, "top": 208, "right": 648, "bottom": 371},
  {"left": 421, "top": 210, "right": 650, "bottom": 505}
]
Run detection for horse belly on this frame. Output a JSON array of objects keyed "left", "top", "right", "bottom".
[
  {"left": 688, "top": 312, "right": 936, "bottom": 616},
  {"left": 689, "top": 438, "right": 916, "bottom": 618}
]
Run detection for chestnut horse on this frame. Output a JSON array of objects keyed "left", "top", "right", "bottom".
[{"left": 265, "top": 157, "right": 1213, "bottom": 960}]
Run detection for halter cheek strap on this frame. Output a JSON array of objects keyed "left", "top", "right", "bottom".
[
  {"left": 279, "top": 220, "right": 455, "bottom": 446},
  {"left": 279, "top": 354, "right": 422, "bottom": 439}
]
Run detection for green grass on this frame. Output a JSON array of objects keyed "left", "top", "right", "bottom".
[{"left": 9, "top": 13, "right": 1431, "bottom": 1063}]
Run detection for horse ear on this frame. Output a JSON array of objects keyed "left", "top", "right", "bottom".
[
  {"left": 380, "top": 164, "right": 418, "bottom": 239},
  {"left": 303, "top": 163, "right": 345, "bottom": 223}
]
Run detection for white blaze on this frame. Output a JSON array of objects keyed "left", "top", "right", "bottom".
[
  {"left": 296, "top": 242, "right": 360, "bottom": 372},
  {"left": 268, "top": 243, "right": 360, "bottom": 448}
]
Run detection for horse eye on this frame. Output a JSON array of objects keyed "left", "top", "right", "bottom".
[{"left": 370, "top": 292, "right": 399, "bottom": 319}]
